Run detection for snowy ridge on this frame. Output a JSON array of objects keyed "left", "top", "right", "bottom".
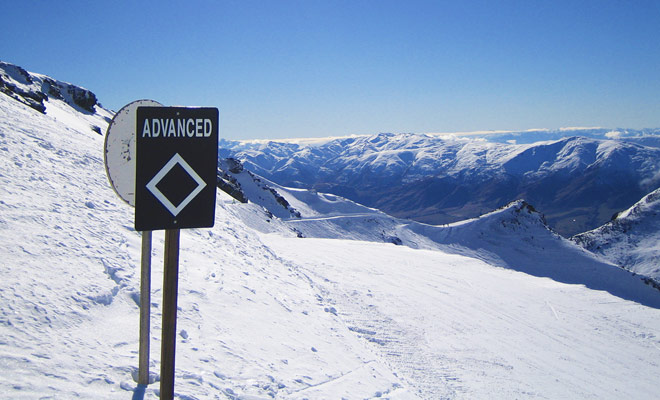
[
  {"left": 572, "top": 188, "right": 660, "bottom": 285},
  {"left": 2, "top": 63, "right": 660, "bottom": 399},
  {"left": 231, "top": 127, "right": 660, "bottom": 147},
  {"left": 413, "top": 201, "right": 660, "bottom": 307},
  {"left": 218, "top": 158, "right": 302, "bottom": 220}
]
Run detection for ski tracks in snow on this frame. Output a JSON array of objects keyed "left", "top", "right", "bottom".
[
  {"left": 271, "top": 243, "right": 461, "bottom": 399},
  {"left": 314, "top": 274, "right": 462, "bottom": 399}
]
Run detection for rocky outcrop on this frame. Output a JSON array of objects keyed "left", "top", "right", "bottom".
[
  {"left": 0, "top": 61, "right": 98, "bottom": 114},
  {"left": 217, "top": 158, "right": 248, "bottom": 203}
]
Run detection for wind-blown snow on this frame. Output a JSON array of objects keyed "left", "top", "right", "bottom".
[{"left": 1, "top": 62, "right": 660, "bottom": 399}]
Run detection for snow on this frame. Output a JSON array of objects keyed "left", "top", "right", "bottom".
[
  {"left": 235, "top": 127, "right": 660, "bottom": 148},
  {"left": 1, "top": 62, "right": 660, "bottom": 399},
  {"left": 262, "top": 235, "right": 660, "bottom": 399},
  {"left": 573, "top": 188, "right": 660, "bottom": 282}
]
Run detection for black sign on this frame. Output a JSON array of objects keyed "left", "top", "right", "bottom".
[{"left": 135, "top": 107, "right": 218, "bottom": 231}]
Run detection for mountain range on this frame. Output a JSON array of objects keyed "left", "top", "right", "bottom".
[{"left": 221, "top": 129, "right": 660, "bottom": 237}]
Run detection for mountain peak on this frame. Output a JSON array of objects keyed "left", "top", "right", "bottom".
[{"left": 468, "top": 199, "right": 549, "bottom": 233}]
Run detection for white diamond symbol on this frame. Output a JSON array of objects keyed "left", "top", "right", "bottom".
[{"left": 146, "top": 153, "right": 207, "bottom": 217}]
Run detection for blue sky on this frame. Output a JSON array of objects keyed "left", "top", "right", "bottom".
[{"left": 3, "top": 1, "right": 660, "bottom": 139}]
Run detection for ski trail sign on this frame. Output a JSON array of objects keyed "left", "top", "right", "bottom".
[{"left": 135, "top": 107, "right": 219, "bottom": 231}]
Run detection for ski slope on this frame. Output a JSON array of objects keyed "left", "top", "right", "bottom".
[
  {"left": 1, "top": 64, "right": 660, "bottom": 399},
  {"left": 262, "top": 235, "right": 660, "bottom": 399}
]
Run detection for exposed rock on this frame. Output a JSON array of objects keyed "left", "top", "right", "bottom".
[
  {"left": 216, "top": 170, "right": 248, "bottom": 203},
  {"left": 67, "top": 85, "right": 97, "bottom": 112},
  {"left": 226, "top": 157, "right": 244, "bottom": 174},
  {"left": 0, "top": 74, "right": 47, "bottom": 113},
  {"left": 0, "top": 61, "right": 98, "bottom": 114}
]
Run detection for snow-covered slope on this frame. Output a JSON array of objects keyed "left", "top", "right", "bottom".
[
  {"left": 221, "top": 132, "right": 660, "bottom": 236},
  {"left": 572, "top": 188, "right": 660, "bottom": 286},
  {"left": 2, "top": 62, "right": 660, "bottom": 399},
  {"left": 224, "top": 168, "right": 660, "bottom": 308},
  {"left": 0, "top": 64, "right": 414, "bottom": 399}
]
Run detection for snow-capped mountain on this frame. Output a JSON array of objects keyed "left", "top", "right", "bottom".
[
  {"left": 221, "top": 131, "right": 660, "bottom": 237},
  {"left": 442, "top": 127, "right": 660, "bottom": 145},
  {"left": 3, "top": 61, "right": 660, "bottom": 399},
  {"left": 572, "top": 188, "right": 660, "bottom": 286}
]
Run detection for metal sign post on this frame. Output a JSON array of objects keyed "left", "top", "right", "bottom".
[
  {"left": 135, "top": 106, "right": 219, "bottom": 399},
  {"left": 104, "top": 100, "right": 162, "bottom": 388},
  {"left": 160, "top": 229, "right": 180, "bottom": 399},
  {"left": 138, "top": 230, "right": 152, "bottom": 386}
]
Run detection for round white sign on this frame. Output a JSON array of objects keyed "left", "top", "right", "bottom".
[{"left": 104, "top": 99, "right": 162, "bottom": 206}]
